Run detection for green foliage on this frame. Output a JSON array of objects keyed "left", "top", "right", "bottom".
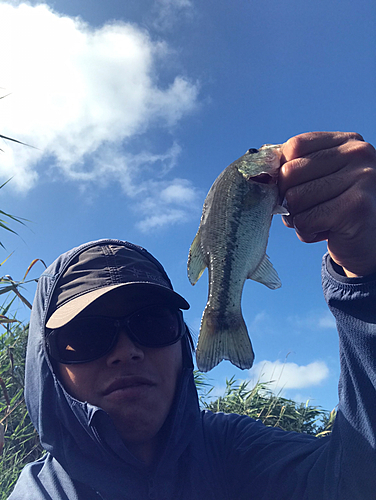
[
  {"left": 0, "top": 184, "right": 45, "bottom": 499},
  {"left": 197, "top": 375, "right": 336, "bottom": 437},
  {"left": 0, "top": 317, "right": 43, "bottom": 499},
  {"left": 0, "top": 283, "right": 45, "bottom": 499}
]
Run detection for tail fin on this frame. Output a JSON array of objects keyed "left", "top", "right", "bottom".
[{"left": 195, "top": 308, "right": 254, "bottom": 372}]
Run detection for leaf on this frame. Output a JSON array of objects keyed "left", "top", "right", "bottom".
[
  {"left": 0, "top": 277, "right": 32, "bottom": 309},
  {"left": 0, "top": 180, "right": 30, "bottom": 249},
  {"left": 23, "top": 258, "right": 47, "bottom": 280},
  {"left": 0, "top": 133, "right": 36, "bottom": 149},
  {"left": 0, "top": 283, "right": 19, "bottom": 296},
  {"left": 0, "top": 253, "right": 14, "bottom": 267},
  {"left": 0, "top": 315, "right": 19, "bottom": 324},
  {"left": 9, "top": 284, "right": 32, "bottom": 310},
  {"left": 0, "top": 376, "right": 10, "bottom": 406}
]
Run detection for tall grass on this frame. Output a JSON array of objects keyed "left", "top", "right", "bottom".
[
  {"left": 0, "top": 258, "right": 45, "bottom": 499},
  {"left": 0, "top": 315, "right": 43, "bottom": 499},
  {"left": 0, "top": 175, "right": 45, "bottom": 498},
  {"left": 197, "top": 375, "right": 336, "bottom": 437}
]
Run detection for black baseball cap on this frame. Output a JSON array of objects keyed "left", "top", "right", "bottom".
[{"left": 46, "top": 241, "right": 190, "bottom": 329}]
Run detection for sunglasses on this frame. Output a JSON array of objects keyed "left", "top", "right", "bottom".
[{"left": 46, "top": 305, "right": 185, "bottom": 364}]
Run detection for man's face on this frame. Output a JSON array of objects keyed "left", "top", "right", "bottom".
[{"left": 57, "top": 290, "right": 183, "bottom": 463}]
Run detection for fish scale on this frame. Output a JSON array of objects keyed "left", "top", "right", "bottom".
[{"left": 188, "top": 144, "right": 288, "bottom": 372}]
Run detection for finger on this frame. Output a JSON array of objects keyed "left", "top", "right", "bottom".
[
  {"left": 279, "top": 140, "right": 375, "bottom": 200},
  {"left": 281, "top": 213, "right": 329, "bottom": 243},
  {"left": 295, "top": 230, "right": 329, "bottom": 244},
  {"left": 280, "top": 147, "right": 346, "bottom": 201},
  {"left": 284, "top": 163, "right": 361, "bottom": 219},
  {"left": 280, "top": 131, "right": 364, "bottom": 163},
  {"left": 290, "top": 181, "right": 373, "bottom": 241}
]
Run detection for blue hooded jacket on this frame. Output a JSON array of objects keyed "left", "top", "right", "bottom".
[{"left": 8, "top": 240, "right": 376, "bottom": 499}]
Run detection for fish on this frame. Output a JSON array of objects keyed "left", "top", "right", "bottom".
[{"left": 187, "top": 144, "right": 288, "bottom": 372}]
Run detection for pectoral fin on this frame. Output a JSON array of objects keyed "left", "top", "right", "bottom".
[
  {"left": 187, "top": 228, "right": 207, "bottom": 285},
  {"left": 249, "top": 254, "right": 281, "bottom": 289}
]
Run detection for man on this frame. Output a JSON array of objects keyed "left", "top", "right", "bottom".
[{"left": 9, "top": 132, "right": 376, "bottom": 499}]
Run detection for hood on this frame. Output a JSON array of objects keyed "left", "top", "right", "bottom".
[{"left": 25, "top": 239, "right": 200, "bottom": 494}]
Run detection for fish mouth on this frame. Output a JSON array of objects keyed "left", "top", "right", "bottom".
[{"left": 248, "top": 173, "right": 276, "bottom": 184}]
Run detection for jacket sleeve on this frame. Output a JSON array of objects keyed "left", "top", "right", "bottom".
[
  {"left": 320, "top": 253, "right": 376, "bottom": 498},
  {"left": 203, "top": 253, "right": 376, "bottom": 500}
]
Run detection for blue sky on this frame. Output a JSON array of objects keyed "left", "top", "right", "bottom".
[{"left": 1, "top": 0, "right": 375, "bottom": 412}]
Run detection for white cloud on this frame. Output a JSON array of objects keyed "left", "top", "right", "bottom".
[
  {"left": 317, "top": 313, "right": 336, "bottom": 329},
  {"left": 137, "top": 210, "right": 186, "bottom": 232},
  {"left": 245, "top": 310, "right": 279, "bottom": 338},
  {"left": 0, "top": 2, "right": 199, "bottom": 228},
  {"left": 251, "top": 311, "right": 268, "bottom": 325},
  {"left": 287, "top": 310, "right": 336, "bottom": 331},
  {"left": 249, "top": 359, "right": 329, "bottom": 391},
  {"left": 150, "top": 0, "right": 194, "bottom": 31},
  {"left": 136, "top": 177, "right": 200, "bottom": 232},
  {"left": 160, "top": 178, "right": 198, "bottom": 204},
  {"left": 289, "top": 393, "right": 317, "bottom": 405}
]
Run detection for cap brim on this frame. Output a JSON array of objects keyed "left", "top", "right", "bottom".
[{"left": 46, "top": 282, "right": 190, "bottom": 329}]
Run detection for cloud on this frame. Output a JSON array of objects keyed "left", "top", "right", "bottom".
[
  {"left": 150, "top": 0, "right": 194, "bottom": 31},
  {"left": 160, "top": 179, "right": 198, "bottom": 204},
  {"left": 135, "top": 178, "right": 201, "bottom": 232},
  {"left": 248, "top": 310, "right": 275, "bottom": 334},
  {"left": 0, "top": 2, "right": 199, "bottom": 228},
  {"left": 317, "top": 313, "right": 336, "bottom": 329},
  {"left": 287, "top": 310, "right": 336, "bottom": 331},
  {"left": 249, "top": 359, "right": 329, "bottom": 391}
]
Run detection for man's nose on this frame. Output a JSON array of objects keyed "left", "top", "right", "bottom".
[{"left": 105, "top": 329, "right": 145, "bottom": 364}]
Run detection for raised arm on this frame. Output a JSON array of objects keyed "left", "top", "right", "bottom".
[{"left": 279, "top": 132, "right": 376, "bottom": 497}]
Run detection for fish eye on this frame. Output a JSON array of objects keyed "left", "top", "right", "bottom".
[{"left": 247, "top": 148, "right": 258, "bottom": 154}]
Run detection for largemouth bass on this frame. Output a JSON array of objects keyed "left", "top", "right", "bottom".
[{"left": 187, "top": 144, "right": 287, "bottom": 372}]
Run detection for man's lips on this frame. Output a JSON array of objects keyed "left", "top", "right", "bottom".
[{"left": 103, "top": 376, "right": 156, "bottom": 396}]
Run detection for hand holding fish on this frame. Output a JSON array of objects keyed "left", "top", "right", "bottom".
[{"left": 279, "top": 132, "right": 376, "bottom": 277}]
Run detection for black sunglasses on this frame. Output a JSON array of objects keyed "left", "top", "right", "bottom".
[{"left": 46, "top": 304, "right": 185, "bottom": 364}]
